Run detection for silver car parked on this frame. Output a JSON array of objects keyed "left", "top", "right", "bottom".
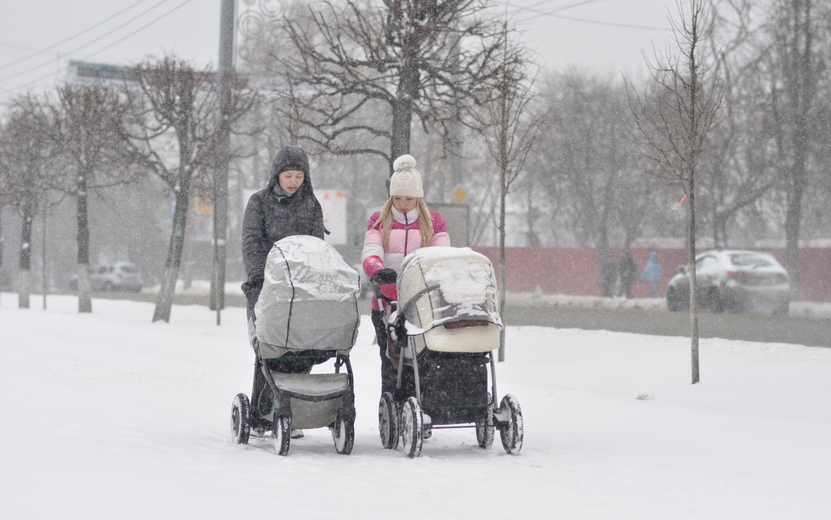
[
  {"left": 666, "top": 250, "right": 790, "bottom": 316},
  {"left": 69, "top": 262, "right": 144, "bottom": 292}
]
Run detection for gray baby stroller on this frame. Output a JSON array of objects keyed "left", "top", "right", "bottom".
[
  {"left": 375, "top": 247, "right": 524, "bottom": 458},
  {"left": 230, "top": 236, "right": 361, "bottom": 455}
]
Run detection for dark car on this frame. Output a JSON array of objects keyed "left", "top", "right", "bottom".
[{"left": 666, "top": 250, "right": 790, "bottom": 316}]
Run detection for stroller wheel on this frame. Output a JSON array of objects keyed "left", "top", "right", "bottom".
[
  {"left": 475, "top": 399, "right": 495, "bottom": 449},
  {"left": 378, "top": 392, "right": 399, "bottom": 450},
  {"left": 230, "top": 393, "right": 251, "bottom": 445},
  {"left": 272, "top": 415, "right": 291, "bottom": 456},
  {"left": 498, "top": 395, "right": 524, "bottom": 455},
  {"left": 400, "top": 397, "right": 423, "bottom": 458},
  {"left": 332, "top": 409, "right": 355, "bottom": 455}
]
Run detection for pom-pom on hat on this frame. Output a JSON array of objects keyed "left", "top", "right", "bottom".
[{"left": 389, "top": 154, "right": 424, "bottom": 198}]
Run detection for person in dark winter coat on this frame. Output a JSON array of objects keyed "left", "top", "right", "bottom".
[
  {"left": 240, "top": 146, "right": 325, "bottom": 438},
  {"left": 618, "top": 248, "right": 638, "bottom": 299},
  {"left": 600, "top": 250, "right": 617, "bottom": 298},
  {"left": 241, "top": 145, "right": 325, "bottom": 317}
]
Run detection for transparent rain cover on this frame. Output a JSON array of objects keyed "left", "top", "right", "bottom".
[
  {"left": 398, "top": 247, "right": 502, "bottom": 334},
  {"left": 255, "top": 236, "right": 360, "bottom": 355}
]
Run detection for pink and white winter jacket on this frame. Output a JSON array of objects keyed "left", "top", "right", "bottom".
[{"left": 361, "top": 206, "right": 450, "bottom": 310}]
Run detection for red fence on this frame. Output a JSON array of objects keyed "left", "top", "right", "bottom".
[{"left": 472, "top": 247, "right": 831, "bottom": 302}]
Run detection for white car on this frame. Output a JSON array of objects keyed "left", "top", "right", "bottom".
[
  {"left": 69, "top": 262, "right": 144, "bottom": 292},
  {"left": 666, "top": 250, "right": 790, "bottom": 316}
]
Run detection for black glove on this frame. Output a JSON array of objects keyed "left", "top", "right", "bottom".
[
  {"left": 371, "top": 268, "right": 397, "bottom": 285},
  {"left": 242, "top": 273, "right": 264, "bottom": 302}
]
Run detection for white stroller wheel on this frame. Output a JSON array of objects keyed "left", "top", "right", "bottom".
[
  {"left": 332, "top": 410, "right": 355, "bottom": 455},
  {"left": 400, "top": 397, "right": 423, "bottom": 458},
  {"left": 230, "top": 393, "right": 251, "bottom": 445},
  {"left": 272, "top": 415, "right": 291, "bottom": 456},
  {"left": 378, "top": 392, "right": 399, "bottom": 450},
  {"left": 498, "top": 395, "right": 524, "bottom": 455}
]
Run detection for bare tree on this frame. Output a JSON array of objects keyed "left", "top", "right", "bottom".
[
  {"left": 690, "top": 0, "right": 778, "bottom": 248},
  {"left": 534, "top": 70, "right": 650, "bottom": 259},
  {"left": 244, "top": 0, "right": 508, "bottom": 172},
  {"left": 761, "top": 0, "right": 826, "bottom": 296},
  {"left": 703, "top": 70, "right": 778, "bottom": 247},
  {"left": 120, "top": 57, "right": 256, "bottom": 323},
  {"left": 628, "top": 0, "right": 724, "bottom": 384},
  {"left": 471, "top": 24, "right": 542, "bottom": 361},
  {"left": 49, "top": 83, "right": 139, "bottom": 313},
  {"left": 0, "top": 94, "right": 60, "bottom": 308}
]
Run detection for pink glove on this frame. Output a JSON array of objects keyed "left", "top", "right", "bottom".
[{"left": 380, "top": 283, "right": 398, "bottom": 302}]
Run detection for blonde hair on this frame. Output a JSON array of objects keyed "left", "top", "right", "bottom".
[{"left": 373, "top": 198, "right": 434, "bottom": 251}]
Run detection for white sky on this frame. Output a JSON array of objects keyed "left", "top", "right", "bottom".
[
  {"left": 2, "top": 292, "right": 830, "bottom": 518},
  {"left": 0, "top": 0, "right": 676, "bottom": 106}
]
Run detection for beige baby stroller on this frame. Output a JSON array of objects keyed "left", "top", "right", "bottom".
[
  {"left": 230, "top": 236, "right": 361, "bottom": 455},
  {"left": 375, "top": 247, "right": 524, "bottom": 458}
]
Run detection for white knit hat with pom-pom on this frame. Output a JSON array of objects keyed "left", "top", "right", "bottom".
[{"left": 389, "top": 154, "right": 424, "bottom": 198}]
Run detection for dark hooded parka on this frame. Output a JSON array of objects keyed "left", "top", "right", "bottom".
[{"left": 241, "top": 146, "right": 325, "bottom": 303}]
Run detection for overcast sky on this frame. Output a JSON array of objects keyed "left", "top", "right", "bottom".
[{"left": 0, "top": 0, "right": 676, "bottom": 106}]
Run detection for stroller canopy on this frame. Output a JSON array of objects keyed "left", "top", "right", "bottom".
[
  {"left": 398, "top": 247, "right": 502, "bottom": 335},
  {"left": 255, "top": 236, "right": 360, "bottom": 355}
]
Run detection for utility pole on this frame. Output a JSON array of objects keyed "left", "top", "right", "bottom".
[{"left": 211, "top": 0, "right": 235, "bottom": 324}]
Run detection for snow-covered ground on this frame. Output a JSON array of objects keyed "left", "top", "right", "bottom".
[{"left": 2, "top": 292, "right": 830, "bottom": 519}]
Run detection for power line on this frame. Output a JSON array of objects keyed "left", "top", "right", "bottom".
[
  {"left": 521, "top": 12, "right": 672, "bottom": 31},
  {"left": 499, "top": 0, "right": 672, "bottom": 31},
  {"left": 0, "top": 0, "right": 173, "bottom": 82},
  {"left": 0, "top": 0, "right": 154, "bottom": 71},
  {"left": 4, "top": 0, "right": 196, "bottom": 95}
]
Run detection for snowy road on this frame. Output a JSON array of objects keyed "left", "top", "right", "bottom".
[{"left": 502, "top": 305, "right": 831, "bottom": 348}]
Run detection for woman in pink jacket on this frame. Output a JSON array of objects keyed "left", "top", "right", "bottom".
[{"left": 361, "top": 154, "right": 450, "bottom": 394}]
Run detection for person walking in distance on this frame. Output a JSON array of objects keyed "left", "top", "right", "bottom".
[
  {"left": 640, "top": 251, "right": 663, "bottom": 298},
  {"left": 619, "top": 247, "right": 638, "bottom": 299}
]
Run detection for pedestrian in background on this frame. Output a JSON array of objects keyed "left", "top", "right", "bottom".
[
  {"left": 600, "top": 250, "right": 617, "bottom": 298},
  {"left": 640, "top": 251, "right": 663, "bottom": 298},
  {"left": 619, "top": 247, "right": 638, "bottom": 299}
]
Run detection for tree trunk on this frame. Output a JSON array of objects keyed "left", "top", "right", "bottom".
[
  {"left": 497, "top": 167, "right": 507, "bottom": 362},
  {"left": 390, "top": 54, "right": 418, "bottom": 169},
  {"left": 713, "top": 209, "right": 728, "bottom": 249},
  {"left": 152, "top": 185, "right": 190, "bottom": 323},
  {"left": 76, "top": 175, "right": 92, "bottom": 313},
  {"left": 18, "top": 198, "right": 35, "bottom": 309},
  {"left": 688, "top": 182, "right": 700, "bottom": 385},
  {"left": 781, "top": 0, "right": 816, "bottom": 301},
  {"left": 390, "top": 98, "right": 412, "bottom": 169},
  {"left": 0, "top": 211, "right": 4, "bottom": 288},
  {"left": 785, "top": 121, "right": 807, "bottom": 299}
]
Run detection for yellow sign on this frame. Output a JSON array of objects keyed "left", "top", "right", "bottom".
[
  {"left": 452, "top": 187, "right": 467, "bottom": 203},
  {"left": 196, "top": 185, "right": 214, "bottom": 214}
]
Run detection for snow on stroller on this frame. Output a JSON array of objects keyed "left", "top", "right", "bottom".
[
  {"left": 374, "top": 247, "right": 524, "bottom": 458},
  {"left": 230, "top": 236, "right": 361, "bottom": 455}
]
